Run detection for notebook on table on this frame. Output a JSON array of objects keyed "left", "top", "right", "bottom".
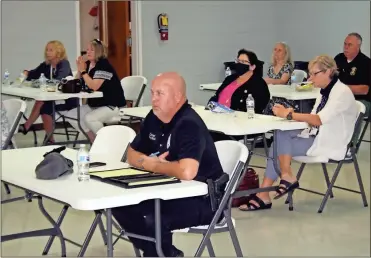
[{"left": 89, "top": 168, "right": 180, "bottom": 188}]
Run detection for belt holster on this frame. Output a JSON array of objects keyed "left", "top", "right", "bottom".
[{"left": 206, "top": 173, "right": 229, "bottom": 212}]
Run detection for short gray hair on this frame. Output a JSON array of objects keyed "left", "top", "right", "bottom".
[
  {"left": 347, "top": 32, "right": 362, "bottom": 46},
  {"left": 309, "top": 55, "right": 339, "bottom": 79}
]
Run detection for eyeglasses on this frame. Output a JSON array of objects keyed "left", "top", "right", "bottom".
[
  {"left": 235, "top": 59, "right": 250, "bottom": 65},
  {"left": 309, "top": 70, "right": 325, "bottom": 77},
  {"left": 94, "top": 39, "right": 102, "bottom": 45}
]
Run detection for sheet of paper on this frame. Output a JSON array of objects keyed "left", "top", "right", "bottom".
[
  {"left": 88, "top": 162, "right": 130, "bottom": 173},
  {"left": 129, "top": 177, "right": 178, "bottom": 186},
  {"left": 90, "top": 168, "right": 149, "bottom": 178}
]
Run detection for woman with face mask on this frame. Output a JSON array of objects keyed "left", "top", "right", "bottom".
[{"left": 208, "top": 49, "right": 270, "bottom": 114}]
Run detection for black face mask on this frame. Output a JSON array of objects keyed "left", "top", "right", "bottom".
[{"left": 234, "top": 63, "right": 250, "bottom": 75}]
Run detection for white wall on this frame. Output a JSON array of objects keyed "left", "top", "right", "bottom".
[
  {"left": 136, "top": 1, "right": 370, "bottom": 105},
  {"left": 1, "top": 1, "right": 79, "bottom": 80},
  {"left": 278, "top": 1, "right": 370, "bottom": 61},
  {"left": 79, "top": 0, "right": 99, "bottom": 51}
]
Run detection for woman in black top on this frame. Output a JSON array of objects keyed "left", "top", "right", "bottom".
[
  {"left": 65, "top": 39, "right": 126, "bottom": 142},
  {"left": 19, "top": 40, "right": 78, "bottom": 143},
  {"left": 208, "top": 49, "right": 271, "bottom": 141},
  {"left": 209, "top": 49, "right": 270, "bottom": 113}
]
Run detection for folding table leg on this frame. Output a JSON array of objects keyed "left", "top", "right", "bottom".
[
  {"left": 96, "top": 211, "right": 108, "bottom": 245},
  {"left": 106, "top": 209, "right": 114, "bottom": 257},
  {"left": 77, "top": 211, "right": 104, "bottom": 257},
  {"left": 37, "top": 196, "right": 66, "bottom": 257},
  {"left": 154, "top": 199, "right": 165, "bottom": 257},
  {"left": 42, "top": 205, "right": 69, "bottom": 255}
]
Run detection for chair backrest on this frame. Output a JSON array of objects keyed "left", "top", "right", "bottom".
[
  {"left": 291, "top": 69, "right": 308, "bottom": 83},
  {"left": 215, "top": 140, "right": 249, "bottom": 194},
  {"left": 90, "top": 125, "right": 136, "bottom": 161},
  {"left": 2, "top": 99, "right": 27, "bottom": 149},
  {"left": 121, "top": 76, "right": 147, "bottom": 107},
  {"left": 351, "top": 101, "right": 366, "bottom": 149}
]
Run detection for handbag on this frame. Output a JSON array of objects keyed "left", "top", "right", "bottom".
[
  {"left": 58, "top": 79, "right": 82, "bottom": 93},
  {"left": 232, "top": 168, "right": 259, "bottom": 207}
]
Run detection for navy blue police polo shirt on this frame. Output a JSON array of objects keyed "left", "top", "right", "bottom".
[
  {"left": 130, "top": 101, "right": 224, "bottom": 182},
  {"left": 334, "top": 52, "right": 371, "bottom": 101}
]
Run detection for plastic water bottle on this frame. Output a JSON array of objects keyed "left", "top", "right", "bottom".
[
  {"left": 225, "top": 67, "right": 232, "bottom": 77},
  {"left": 246, "top": 94, "right": 255, "bottom": 119},
  {"left": 291, "top": 74, "right": 297, "bottom": 84},
  {"left": 39, "top": 73, "right": 47, "bottom": 91},
  {"left": 3, "top": 69, "right": 10, "bottom": 86},
  {"left": 77, "top": 144, "right": 90, "bottom": 182}
]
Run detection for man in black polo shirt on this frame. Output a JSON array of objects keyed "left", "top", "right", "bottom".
[
  {"left": 112, "top": 72, "right": 224, "bottom": 257},
  {"left": 334, "top": 33, "right": 371, "bottom": 106}
]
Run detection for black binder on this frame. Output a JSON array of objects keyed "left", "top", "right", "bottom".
[{"left": 90, "top": 168, "right": 180, "bottom": 188}]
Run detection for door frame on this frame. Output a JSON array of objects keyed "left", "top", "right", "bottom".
[
  {"left": 130, "top": 0, "right": 143, "bottom": 76},
  {"left": 75, "top": 1, "right": 81, "bottom": 60},
  {"left": 75, "top": 1, "right": 143, "bottom": 75}
]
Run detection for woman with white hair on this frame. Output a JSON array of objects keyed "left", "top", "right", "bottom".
[
  {"left": 265, "top": 42, "right": 294, "bottom": 85},
  {"left": 239, "top": 55, "right": 358, "bottom": 211}
]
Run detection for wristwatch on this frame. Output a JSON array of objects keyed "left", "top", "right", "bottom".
[
  {"left": 286, "top": 112, "right": 293, "bottom": 120},
  {"left": 81, "top": 71, "right": 87, "bottom": 76}
]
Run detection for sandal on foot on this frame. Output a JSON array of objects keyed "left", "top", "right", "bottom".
[
  {"left": 238, "top": 194, "right": 272, "bottom": 211},
  {"left": 273, "top": 179, "right": 299, "bottom": 200}
]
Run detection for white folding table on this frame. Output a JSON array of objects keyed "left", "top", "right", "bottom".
[
  {"left": 1, "top": 84, "right": 103, "bottom": 145},
  {"left": 199, "top": 82, "right": 320, "bottom": 112},
  {"left": 1, "top": 146, "right": 208, "bottom": 257}
]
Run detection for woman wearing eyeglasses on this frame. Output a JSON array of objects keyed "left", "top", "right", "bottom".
[
  {"left": 239, "top": 55, "right": 358, "bottom": 211},
  {"left": 207, "top": 49, "right": 270, "bottom": 142},
  {"left": 208, "top": 49, "right": 270, "bottom": 114},
  {"left": 65, "top": 39, "right": 126, "bottom": 143}
]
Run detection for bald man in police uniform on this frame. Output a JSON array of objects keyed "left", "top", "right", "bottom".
[{"left": 112, "top": 72, "right": 224, "bottom": 257}]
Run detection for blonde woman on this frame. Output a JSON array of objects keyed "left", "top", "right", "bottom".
[
  {"left": 263, "top": 42, "right": 298, "bottom": 115},
  {"left": 66, "top": 39, "right": 126, "bottom": 142},
  {"left": 240, "top": 55, "right": 358, "bottom": 211},
  {"left": 19, "top": 40, "right": 77, "bottom": 143},
  {"left": 265, "top": 42, "right": 294, "bottom": 85}
]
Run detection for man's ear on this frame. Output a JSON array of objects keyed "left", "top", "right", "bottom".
[{"left": 175, "top": 91, "right": 182, "bottom": 103}]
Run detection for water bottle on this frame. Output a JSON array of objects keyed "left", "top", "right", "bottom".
[
  {"left": 246, "top": 94, "right": 255, "bottom": 119},
  {"left": 225, "top": 67, "right": 232, "bottom": 77},
  {"left": 39, "top": 73, "right": 47, "bottom": 91},
  {"left": 3, "top": 69, "right": 10, "bottom": 86},
  {"left": 77, "top": 144, "right": 90, "bottom": 182}
]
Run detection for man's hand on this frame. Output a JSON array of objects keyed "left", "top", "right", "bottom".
[
  {"left": 272, "top": 104, "right": 293, "bottom": 118},
  {"left": 139, "top": 151, "right": 170, "bottom": 171}
]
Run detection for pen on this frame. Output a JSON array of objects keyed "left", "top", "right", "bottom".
[{"left": 149, "top": 151, "right": 160, "bottom": 157}]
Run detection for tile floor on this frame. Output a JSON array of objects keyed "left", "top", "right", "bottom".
[{"left": 1, "top": 127, "right": 370, "bottom": 257}]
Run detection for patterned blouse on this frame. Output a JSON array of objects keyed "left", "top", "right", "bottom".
[
  {"left": 1, "top": 102, "right": 10, "bottom": 149},
  {"left": 267, "top": 63, "right": 294, "bottom": 85}
]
